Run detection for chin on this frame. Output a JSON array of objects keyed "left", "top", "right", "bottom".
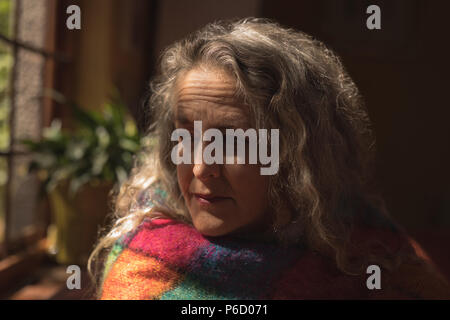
[
  {"left": 191, "top": 212, "right": 234, "bottom": 237},
  {"left": 196, "top": 228, "right": 227, "bottom": 237}
]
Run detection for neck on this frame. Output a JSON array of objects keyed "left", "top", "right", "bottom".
[{"left": 218, "top": 221, "right": 278, "bottom": 244}]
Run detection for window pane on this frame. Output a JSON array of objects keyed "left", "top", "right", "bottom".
[
  {"left": 0, "top": 0, "right": 14, "bottom": 245},
  {"left": 9, "top": 0, "right": 48, "bottom": 243}
]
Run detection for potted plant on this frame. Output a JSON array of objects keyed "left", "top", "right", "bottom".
[{"left": 22, "top": 96, "right": 142, "bottom": 265}]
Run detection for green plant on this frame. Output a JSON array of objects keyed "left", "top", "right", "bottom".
[{"left": 23, "top": 97, "right": 142, "bottom": 196}]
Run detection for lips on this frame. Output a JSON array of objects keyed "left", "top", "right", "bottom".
[{"left": 192, "top": 193, "right": 231, "bottom": 204}]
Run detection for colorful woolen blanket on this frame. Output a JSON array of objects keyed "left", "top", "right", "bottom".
[{"left": 99, "top": 216, "right": 450, "bottom": 300}]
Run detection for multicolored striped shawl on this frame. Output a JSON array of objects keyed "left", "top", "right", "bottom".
[{"left": 99, "top": 216, "right": 450, "bottom": 300}]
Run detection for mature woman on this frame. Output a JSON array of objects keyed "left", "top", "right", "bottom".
[{"left": 89, "top": 18, "right": 449, "bottom": 299}]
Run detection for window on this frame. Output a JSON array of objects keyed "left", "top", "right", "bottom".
[{"left": 0, "top": 0, "right": 54, "bottom": 259}]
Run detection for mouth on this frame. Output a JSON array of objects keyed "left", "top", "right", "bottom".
[{"left": 192, "top": 193, "right": 232, "bottom": 205}]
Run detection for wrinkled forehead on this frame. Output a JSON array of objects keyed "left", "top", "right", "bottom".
[{"left": 172, "top": 66, "right": 252, "bottom": 129}]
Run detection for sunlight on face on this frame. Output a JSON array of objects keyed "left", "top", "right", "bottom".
[{"left": 174, "top": 65, "right": 271, "bottom": 237}]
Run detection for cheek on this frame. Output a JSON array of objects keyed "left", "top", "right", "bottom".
[
  {"left": 176, "top": 164, "right": 193, "bottom": 195},
  {"left": 224, "top": 164, "right": 269, "bottom": 208}
]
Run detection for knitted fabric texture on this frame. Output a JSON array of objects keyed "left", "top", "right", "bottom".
[{"left": 99, "top": 216, "right": 450, "bottom": 300}]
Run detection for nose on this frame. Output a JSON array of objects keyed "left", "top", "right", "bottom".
[
  {"left": 191, "top": 136, "right": 221, "bottom": 180},
  {"left": 192, "top": 162, "right": 221, "bottom": 180}
]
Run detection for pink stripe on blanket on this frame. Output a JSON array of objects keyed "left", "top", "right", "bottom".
[{"left": 128, "top": 218, "right": 209, "bottom": 270}]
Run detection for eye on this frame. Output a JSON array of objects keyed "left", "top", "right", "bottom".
[{"left": 223, "top": 133, "right": 250, "bottom": 155}]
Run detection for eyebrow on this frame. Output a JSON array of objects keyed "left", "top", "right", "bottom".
[{"left": 174, "top": 114, "right": 192, "bottom": 125}]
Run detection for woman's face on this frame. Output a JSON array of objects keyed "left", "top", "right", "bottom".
[{"left": 174, "top": 66, "right": 271, "bottom": 237}]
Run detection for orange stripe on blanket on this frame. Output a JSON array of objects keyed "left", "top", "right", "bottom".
[{"left": 101, "top": 248, "right": 181, "bottom": 300}]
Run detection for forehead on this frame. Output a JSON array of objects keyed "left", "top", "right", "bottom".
[{"left": 173, "top": 67, "right": 250, "bottom": 128}]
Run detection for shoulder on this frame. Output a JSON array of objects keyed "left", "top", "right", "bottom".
[
  {"left": 99, "top": 216, "right": 206, "bottom": 300},
  {"left": 350, "top": 223, "right": 450, "bottom": 299}
]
